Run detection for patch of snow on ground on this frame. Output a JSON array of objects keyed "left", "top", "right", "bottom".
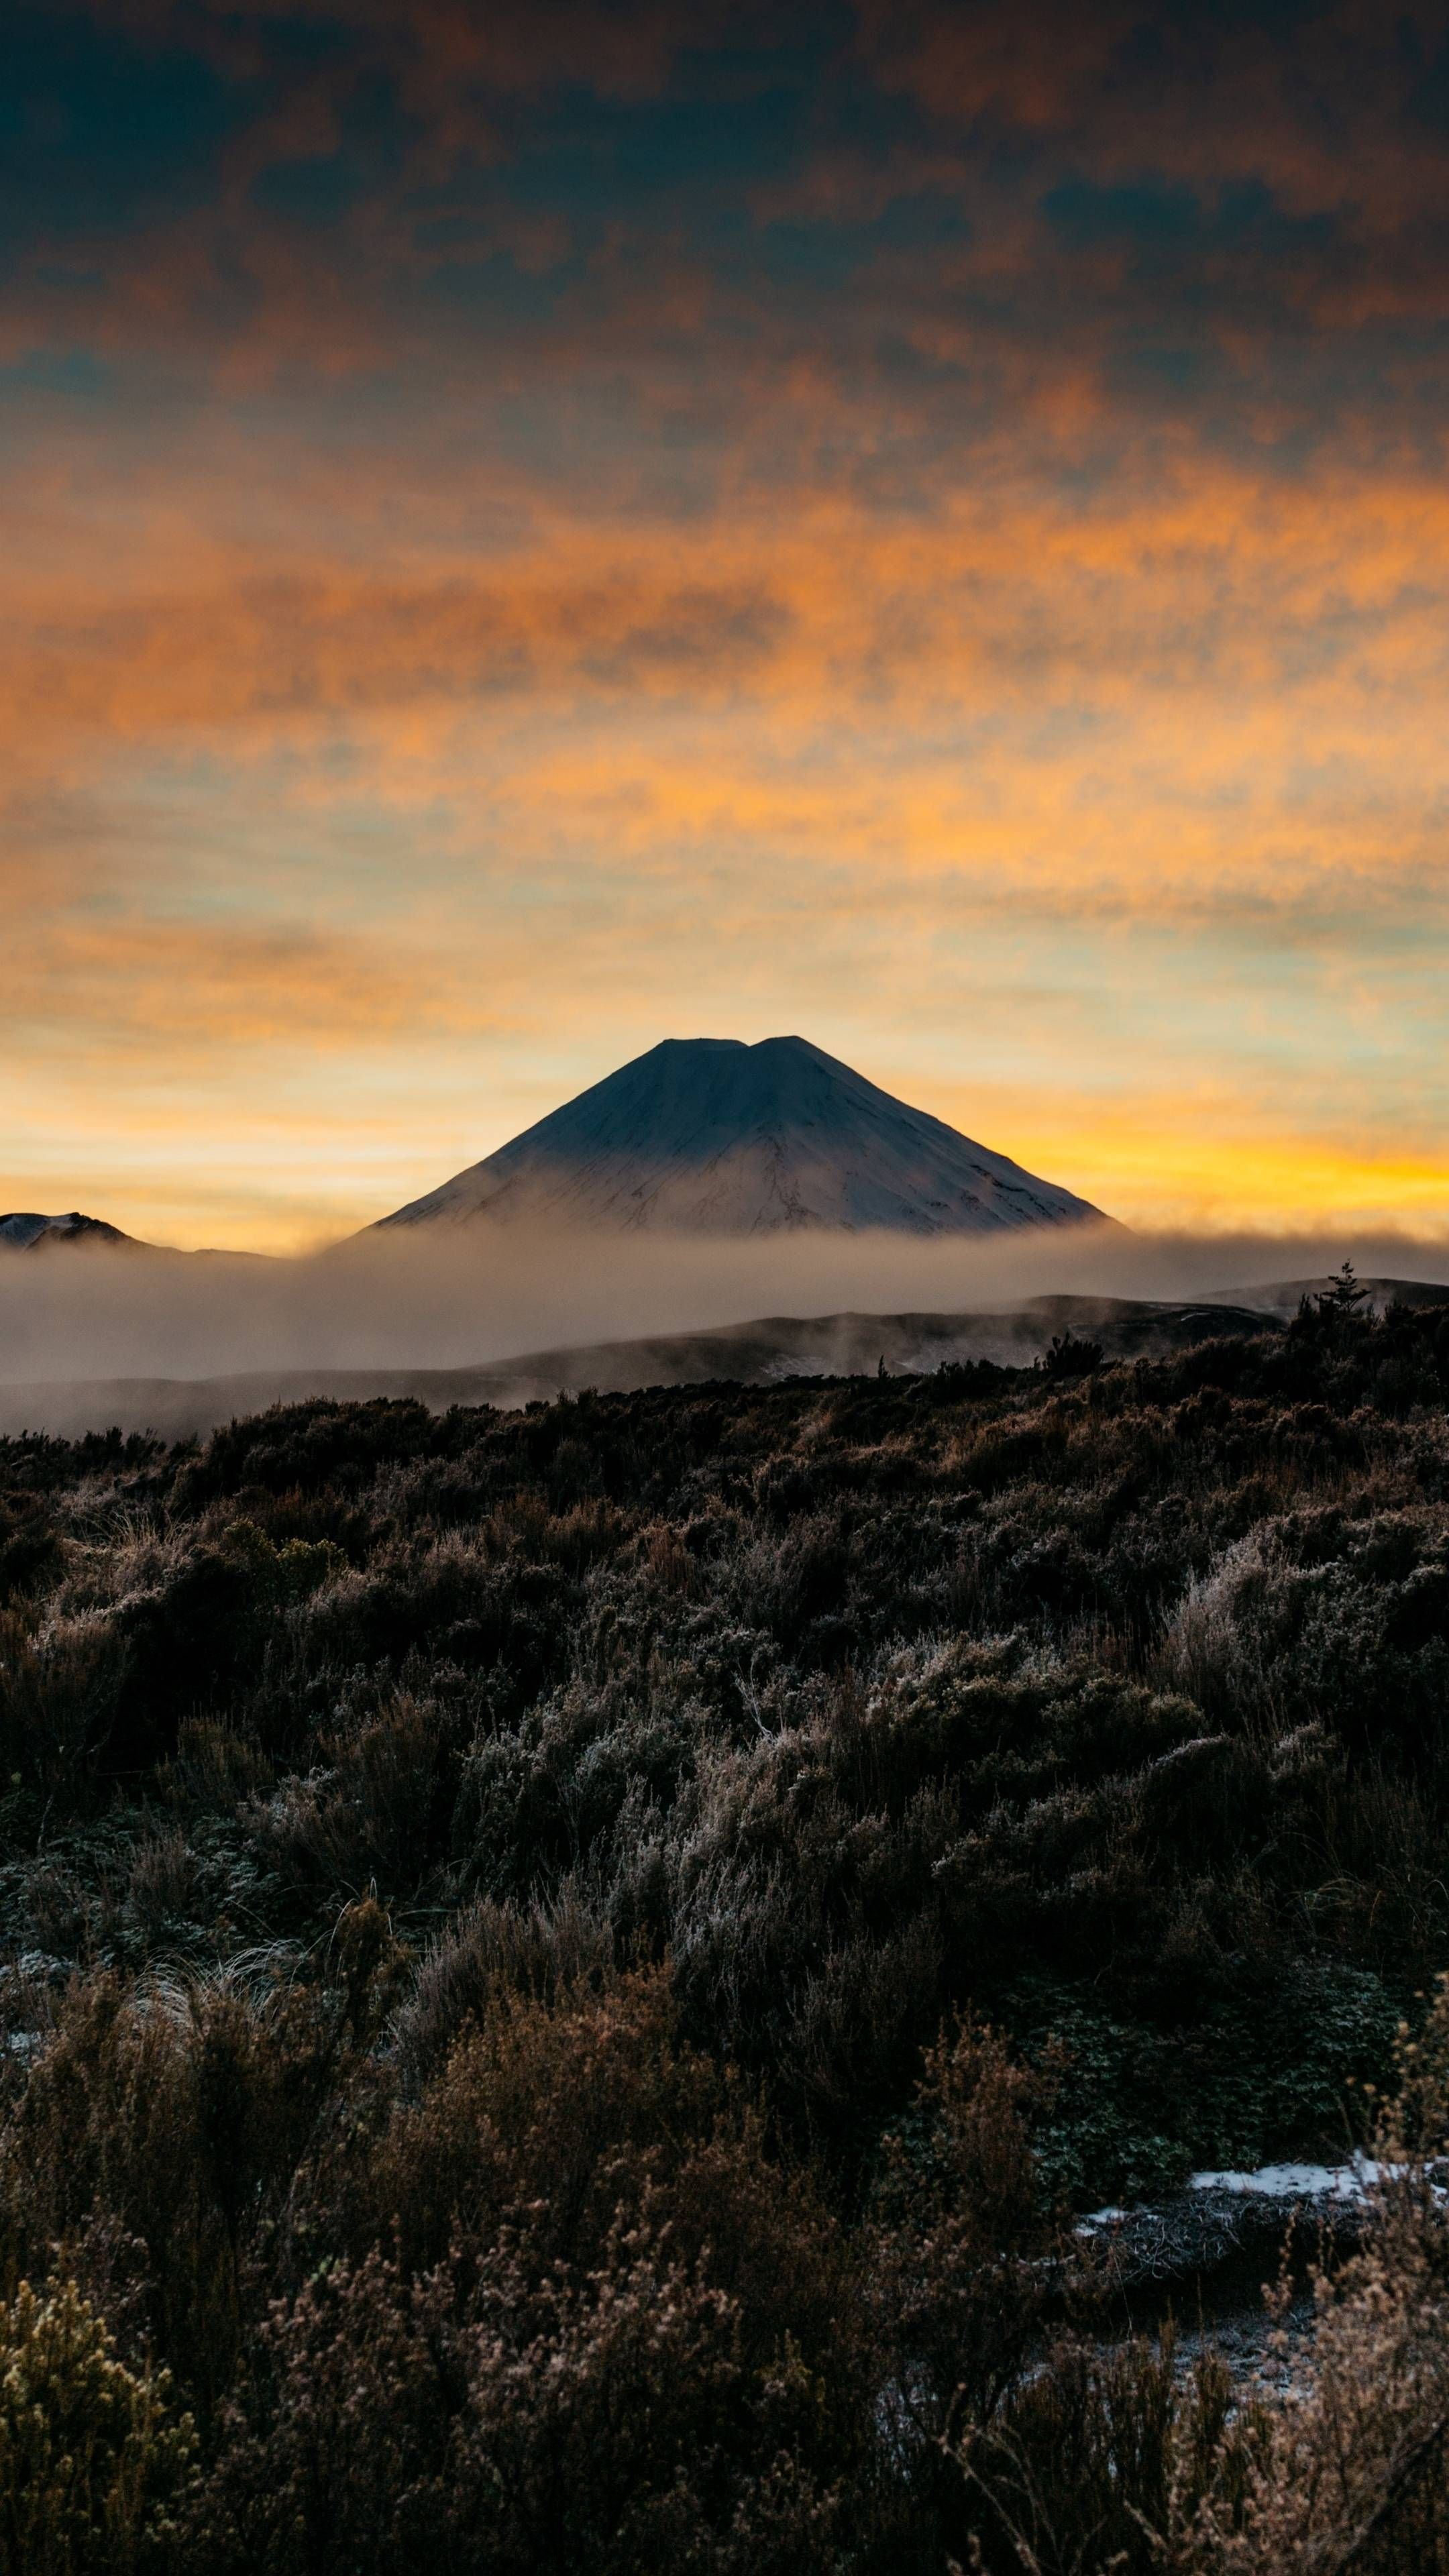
[{"left": 1189, "top": 2156, "right": 1386, "bottom": 2200}]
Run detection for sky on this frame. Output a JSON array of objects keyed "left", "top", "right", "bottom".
[{"left": 4, "top": 0, "right": 1449, "bottom": 1251}]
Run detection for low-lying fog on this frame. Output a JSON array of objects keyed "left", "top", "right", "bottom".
[{"left": 2, "top": 1222, "right": 1448, "bottom": 1440}]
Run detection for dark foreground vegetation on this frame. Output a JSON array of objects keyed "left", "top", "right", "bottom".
[{"left": 5, "top": 1281, "right": 1449, "bottom": 2571}]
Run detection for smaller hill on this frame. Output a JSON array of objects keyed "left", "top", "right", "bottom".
[{"left": 0, "top": 1211, "right": 139, "bottom": 1251}]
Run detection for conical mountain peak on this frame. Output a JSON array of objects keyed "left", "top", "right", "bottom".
[{"left": 374, "top": 1036, "right": 1110, "bottom": 1238}]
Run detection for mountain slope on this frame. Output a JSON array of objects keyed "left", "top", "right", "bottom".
[{"left": 375, "top": 1036, "right": 1110, "bottom": 1237}]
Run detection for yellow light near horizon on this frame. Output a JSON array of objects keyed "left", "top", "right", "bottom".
[
  {"left": 1010, "top": 1126, "right": 1449, "bottom": 1235},
  {"left": 9, "top": 1111, "right": 1449, "bottom": 1256}
]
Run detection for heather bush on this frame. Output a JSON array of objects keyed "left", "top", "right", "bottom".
[
  {"left": 189, "top": 2226, "right": 841, "bottom": 2576},
  {"left": 871, "top": 2017, "right": 1063, "bottom": 2461}
]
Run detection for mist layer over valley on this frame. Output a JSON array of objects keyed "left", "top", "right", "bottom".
[{"left": 4, "top": 1222, "right": 1449, "bottom": 1437}]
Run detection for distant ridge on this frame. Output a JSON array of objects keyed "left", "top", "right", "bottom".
[
  {"left": 1202, "top": 1276, "right": 1449, "bottom": 1318},
  {"left": 0, "top": 1292, "right": 1273, "bottom": 1441},
  {"left": 0, "top": 1211, "right": 138, "bottom": 1251},
  {"left": 374, "top": 1035, "right": 1113, "bottom": 1237}
]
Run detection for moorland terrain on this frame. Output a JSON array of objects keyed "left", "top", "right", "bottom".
[{"left": 5, "top": 1282, "right": 1449, "bottom": 2569}]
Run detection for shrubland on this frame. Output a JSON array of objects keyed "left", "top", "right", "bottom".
[{"left": 3, "top": 1286, "right": 1449, "bottom": 2569}]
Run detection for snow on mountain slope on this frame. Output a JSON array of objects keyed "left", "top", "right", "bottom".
[
  {"left": 0, "top": 1212, "right": 136, "bottom": 1250},
  {"left": 375, "top": 1036, "right": 1112, "bottom": 1237}
]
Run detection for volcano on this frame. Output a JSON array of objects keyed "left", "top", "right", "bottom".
[{"left": 374, "top": 1036, "right": 1111, "bottom": 1237}]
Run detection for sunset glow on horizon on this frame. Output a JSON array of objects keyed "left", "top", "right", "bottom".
[{"left": 5, "top": 1, "right": 1449, "bottom": 1249}]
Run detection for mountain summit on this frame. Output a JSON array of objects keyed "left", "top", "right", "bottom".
[{"left": 374, "top": 1036, "right": 1110, "bottom": 1236}]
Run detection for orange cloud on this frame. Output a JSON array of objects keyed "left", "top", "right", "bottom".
[{"left": 6, "top": 445, "right": 1449, "bottom": 927}]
